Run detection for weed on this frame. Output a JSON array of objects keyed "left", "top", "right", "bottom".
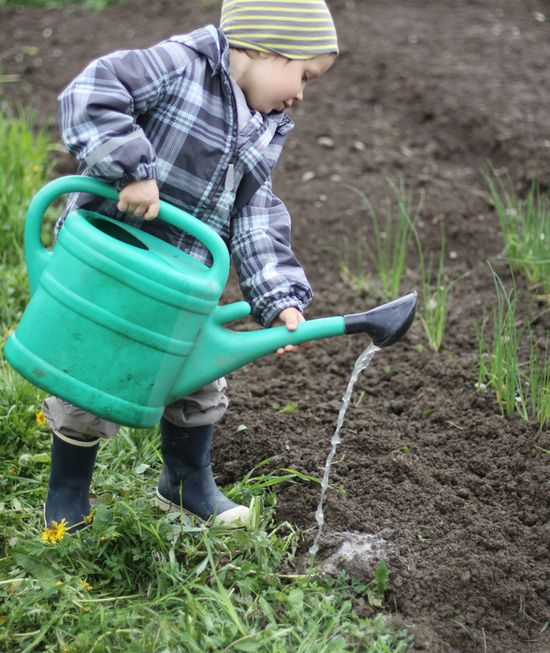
[
  {"left": 366, "top": 560, "right": 390, "bottom": 608},
  {"left": 277, "top": 401, "right": 299, "bottom": 414}
]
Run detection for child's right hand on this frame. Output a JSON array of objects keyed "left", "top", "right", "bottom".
[{"left": 117, "top": 179, "right": 160, "bottom": 220}]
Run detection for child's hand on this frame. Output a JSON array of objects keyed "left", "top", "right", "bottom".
[
  {"left": 117, "top": 179, "right": 160, "bottom": 220},
  {"left": 275, "top": 307, "right": 305, "bottom": 356}
]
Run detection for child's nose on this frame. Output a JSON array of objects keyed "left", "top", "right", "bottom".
[{"left": 295, "top": 89, "right": 304, "bottom": 102}]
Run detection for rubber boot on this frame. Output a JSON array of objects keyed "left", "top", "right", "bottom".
[
  {"left": 44, "top": 432, "right": 98, "bottom": 531},
  {"left": 155, "top": 419, "right": 249, "bottom": 527}
]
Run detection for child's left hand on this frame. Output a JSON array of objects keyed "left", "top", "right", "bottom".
[{"left": 275, "top": 307, "right": 305, "bottom": 356}]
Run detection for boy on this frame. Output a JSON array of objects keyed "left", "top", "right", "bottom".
[{"left": 43, "top": 0, "right": 338, "bottom": 530}]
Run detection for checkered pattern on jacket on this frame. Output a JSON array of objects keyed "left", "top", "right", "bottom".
[{"left": 57, "top": 25, "right": 313, "bottom": 326}]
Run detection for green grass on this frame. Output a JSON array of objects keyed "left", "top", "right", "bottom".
[
  {"left": 0, "top": 259, "right": 29, "bottom": 329},
  {"left": 486, "top": 171, "right": 550, "bottom": 297},
  {"left": 0, "top": 395, "right": 412, "bottom": 652},
  {"left": 0, "top": 107, "right": 56, "bottom": 266},
  {"left": 0, "top": 107, "right": 55, "bottom": 341},
  {"left": 0, "top": 114, "right": 412, "bottom": 651}
]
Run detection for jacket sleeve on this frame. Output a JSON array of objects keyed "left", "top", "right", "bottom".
[
  {"left": 58, "top": 40, "right": 191, "bottom": 188},
  {"left": 229, "top": 175, "right": 313, "bottom": 327}
]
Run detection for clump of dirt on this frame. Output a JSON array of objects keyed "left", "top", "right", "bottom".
[{"left": 2, "top": 1, "right": 549, "bottom": 651}]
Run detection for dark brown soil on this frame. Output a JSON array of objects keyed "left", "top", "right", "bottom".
[{"left": 1, "top": 1, "right": 549, "bottom": 651}]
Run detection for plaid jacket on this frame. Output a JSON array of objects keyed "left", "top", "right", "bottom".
[{"left": 57, "top": 25, "right": 313, "bottom": 327}]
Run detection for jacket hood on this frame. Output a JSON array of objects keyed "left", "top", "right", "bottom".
[
  {"left": 180, "top": 25, "right": 229, "bottom": 75},
  {"left": 178, "top": 25, "right": 294, "bottom": 135}
]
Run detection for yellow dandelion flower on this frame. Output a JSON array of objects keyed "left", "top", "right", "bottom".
[
  {"left": 79, "top": 579, "right": 92, "bottom": 591},
  {"left": 41, "top": 519, "right": 68, "bottom": 544},
  {"left": 7, "top": 466, "right": 17, "bottom": 474},
  {"left": 0, "top": 616, "right": 6, "bottom": 625},
  {"left": 85, "top": 512, "right": 94, "bottom": 525},
  {"left": 35, "top": 410, "right": 47, "bottom": 427},
  {"left": 55, "top": 580, "right": 63, "bottom": 587}
]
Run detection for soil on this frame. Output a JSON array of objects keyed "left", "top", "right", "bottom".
[{"left": 1, "top": 1, "right": 549, "bottom": 651}]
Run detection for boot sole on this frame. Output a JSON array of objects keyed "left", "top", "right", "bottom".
[{"left": 154, "top": 489, "right": 250, "bottom": 528}]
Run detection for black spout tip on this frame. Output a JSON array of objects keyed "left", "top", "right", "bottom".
[{"left": 343, "top": 291, "right": 417, "bottom": 348}]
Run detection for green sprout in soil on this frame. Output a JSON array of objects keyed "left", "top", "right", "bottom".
[
  {"left": 476, "top": 267, "right": 549, "bottom": 429},
  {"left": 340, "top": 179, "right": 423, "bottom": 301},
  {"left": 413, "top": 224, "right": 464, "bottom": 352},
  {"left": 486, "top": 170, "right": 550, "bottom": 298},
  {"left": 341, "top": 178, "right": 461, "bottom": 352}
]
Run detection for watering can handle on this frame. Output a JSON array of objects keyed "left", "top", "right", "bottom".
[{"left": 25, "top": 175, "right": 230, "bottom": 294}]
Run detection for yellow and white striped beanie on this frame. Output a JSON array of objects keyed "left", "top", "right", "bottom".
[{"left": 220, "top": 0, "right": 339, "bottom": 60}]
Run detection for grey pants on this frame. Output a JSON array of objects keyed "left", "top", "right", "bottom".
[{"left": 43, "top": 378, "right": 229, "bottom": 443}]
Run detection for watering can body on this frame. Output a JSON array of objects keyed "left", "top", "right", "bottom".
[{"left": 4, "top": 176, "right": 417, "bottom": 428}]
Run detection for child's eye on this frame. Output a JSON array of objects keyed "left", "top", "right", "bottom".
[{"left": 302, "top": 74, "right": 309, "bottom": 83}]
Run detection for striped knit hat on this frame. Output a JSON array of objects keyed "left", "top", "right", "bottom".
[{"left": 220, "top": 0, "right": 338, "bottom": 60}]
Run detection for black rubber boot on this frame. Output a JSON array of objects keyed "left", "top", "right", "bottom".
[
  {"left": 44, "top": 432, "right": 98, "bottom": 531},
  {"left": 155, "top": 419, "right": 249, "bottom": 526}
]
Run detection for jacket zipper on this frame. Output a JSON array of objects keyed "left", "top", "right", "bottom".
[{"left": 197, "top": 71, "right": 239, "bottom": 219}]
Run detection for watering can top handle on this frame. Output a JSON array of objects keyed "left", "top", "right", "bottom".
[{"left": 25, "top": 175, "right": 230, "bottom": 292}]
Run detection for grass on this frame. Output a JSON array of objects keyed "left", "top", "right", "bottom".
[
  {"left": 0, "top": 107, "right": 56, "bottom": 266},
  {"left": 340, "top": 180, "right": 423, "bottom": 301},
  {"left": 0, "top": 113, "right": 412, "bottom": 651},
  {"left": 0, "top": 106, "right": 55, "bottom": 337},
  {"left": 0, "top": 395, "right": 412, "bottom": 652},
  {"left": 476, "top": 267, "right": 550, "bottom": 429},
  {"left": 486, "top": 171, "right": 550, "bottom": 297}
]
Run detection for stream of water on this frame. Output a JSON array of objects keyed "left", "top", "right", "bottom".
[{"left": 308, "top": 342, "right": 380, "bottom": 558}]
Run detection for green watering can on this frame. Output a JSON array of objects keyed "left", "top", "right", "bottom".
[{"left": 4, "top": 176, "right": 417, "bottom": 428}]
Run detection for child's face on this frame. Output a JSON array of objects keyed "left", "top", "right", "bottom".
[{"left": 235, "top": 52, "right": 335, "bottom": 114}]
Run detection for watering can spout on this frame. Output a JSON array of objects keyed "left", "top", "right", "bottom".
[
  {"left": 342, "top": 291, "right": 417, "bottom": 348},
  {"left": 169, "top": 292, "right": 417, "bottom": 401}
]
